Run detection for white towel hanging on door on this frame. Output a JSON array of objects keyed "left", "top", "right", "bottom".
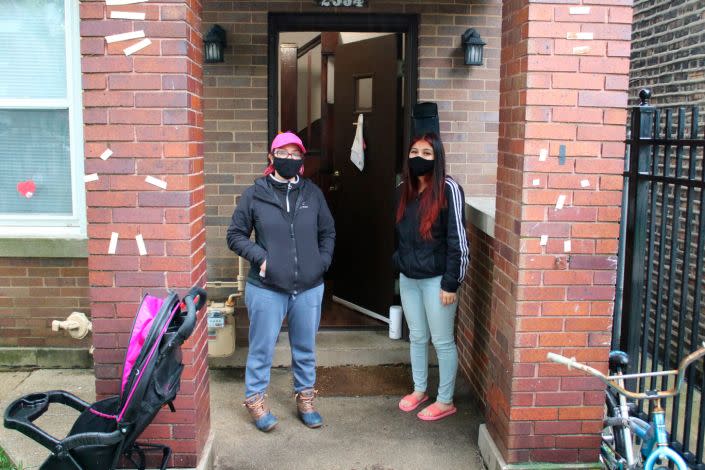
[{"left": 350, "top": 113, "right": 364, "bottom": 172}]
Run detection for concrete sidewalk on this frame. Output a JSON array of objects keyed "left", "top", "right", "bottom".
[{"left": 0, "top": 368, "right": 484, "bottom": 470}]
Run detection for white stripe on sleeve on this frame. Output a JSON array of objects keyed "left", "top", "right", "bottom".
[{"left": 445, "top": 177, "right": 469, "bottom": 283}]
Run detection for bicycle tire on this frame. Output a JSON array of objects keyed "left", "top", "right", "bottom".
[{"left": 605, "top": 387, "right": 628, "bottom": 458}]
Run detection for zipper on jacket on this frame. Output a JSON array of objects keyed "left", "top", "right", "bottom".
[
  {"left": 290, "top": 189, "right": 307, "bottom": 294},
  {"left": 291, "top": 222, "right": 298, "bottom": 294},
  {"left": 253, "top": 177, "right": 311, "bottom": 294},
  {"left": 286, "top": 182, "right": 291, "bottom": 213}
]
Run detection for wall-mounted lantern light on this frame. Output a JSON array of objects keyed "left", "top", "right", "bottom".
[
  {"left": 204, "top": 25, "right": 227, "bottom": 63},
  {"left": 461, "top": 28, "right": 486, "bottom": 66}
]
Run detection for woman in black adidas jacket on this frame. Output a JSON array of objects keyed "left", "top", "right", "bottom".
[
  {"left": 227, "top": 131, "right": 335, "bottom": 432},
  {"left": 394, "top": 132, "right": 469, "bottom": 422}
]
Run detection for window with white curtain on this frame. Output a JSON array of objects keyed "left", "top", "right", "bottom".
[{"left": 0, "top": 0, "right": 86, "bottom": 238}]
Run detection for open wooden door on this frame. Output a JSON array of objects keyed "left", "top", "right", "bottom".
[{"left": 330, "top": 34, "right": 400, "bottom": 320}]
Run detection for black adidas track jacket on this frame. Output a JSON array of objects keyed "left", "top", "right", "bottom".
[{"left": 393, "top": 176, "right": 469, "bottom": 293}]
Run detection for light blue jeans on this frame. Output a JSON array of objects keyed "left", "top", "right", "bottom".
[
  {"left": 399, "top": 274, "right": 458, "bottom": 404},
  {"left": 244, "top": 282, "right": 324, "bottom": 397}
]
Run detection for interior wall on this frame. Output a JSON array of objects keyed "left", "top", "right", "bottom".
[
  {"left": 296, "top": 43, "right": 322, "bottom": 132},
  {"left": 278, "top": 32, "right": 319, "bottom": 131},
  {"left": 339, "top": 31, "right": 392, "bottom": 44}
]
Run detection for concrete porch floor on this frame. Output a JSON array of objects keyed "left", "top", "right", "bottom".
[
  {"left": 0, "top": 366, "right": 484, "bottom": 470},
  {"left": 209, "top": 330, "right": 436, "bottom": 369}
]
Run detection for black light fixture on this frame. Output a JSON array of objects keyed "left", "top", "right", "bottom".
[
  {"left": 204, "top": 25, "right": 227, "bottom": 63},
  {"left": 461, "top": 28, "right": 486, "bottom": 66}
]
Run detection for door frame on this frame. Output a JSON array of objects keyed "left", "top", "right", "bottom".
[
  {"left": 267, "top": 12, "right": 419, "bottom": 150},
  {"left": 267, "top": 13, "right": 418, "bottom": 331}
]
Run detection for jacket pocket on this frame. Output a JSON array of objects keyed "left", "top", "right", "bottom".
[
  {"left": 313, "top": 250, "right": 326, "bottom": 280},
  {"left": 315, "top": 254, "right": 326, "bottom": 276},
  {"left": 298, "top": 249, "right": 325, "bottom": 288},
  {"left": 257, "top": 254, "right": 268, "bottom": 279},
  {"left": 261, "top": 265, "right": 285, "bottom": 290},
  {"left": 258, "top": 249, "right": 290, "bottom": 290}
]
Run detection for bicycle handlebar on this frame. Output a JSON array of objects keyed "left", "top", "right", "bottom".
[
  {"left": 547, "top": 343, "right": 705, "bottom": 401},
  {"left": 546, "top": 352, "right": 575, "bottom": 368}
]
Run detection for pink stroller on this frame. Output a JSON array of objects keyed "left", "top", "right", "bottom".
[{"left": 4, "top": 286, "right": 206, "bottom": 470}]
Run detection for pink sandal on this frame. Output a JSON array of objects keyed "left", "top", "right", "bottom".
[
  {"left": 398, "top": 393, "right": 429, "bottom": 412},
  {"left": 417, "top": 402, "right": 457, "bottom": 421}
]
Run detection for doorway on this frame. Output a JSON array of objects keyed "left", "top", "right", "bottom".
[{"left": 268, "top": 14, "right": 419, "bottom": 329}]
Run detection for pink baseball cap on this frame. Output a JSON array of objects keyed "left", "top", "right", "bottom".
[{"left": 270, "top": 131, "right": 306, "bottom": 154}]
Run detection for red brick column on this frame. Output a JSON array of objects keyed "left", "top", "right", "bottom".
[
  {"left": 484, "top": 0, "right": 632, "bottom": 465},
  {"left": 81, "top": 1, "right": 209, "bottom": 467}
]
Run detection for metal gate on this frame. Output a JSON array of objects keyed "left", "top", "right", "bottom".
[{"left": 616, "top": 90, "right": 705, "bottom": 468}]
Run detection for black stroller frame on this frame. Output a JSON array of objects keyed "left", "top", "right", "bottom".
[{"left": 4, "top": 286, "right": 207, "bottom": 470}]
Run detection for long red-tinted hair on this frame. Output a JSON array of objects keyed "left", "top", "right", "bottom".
[{"left": 396, "top": 133, "right": 447, "bottom": 240}]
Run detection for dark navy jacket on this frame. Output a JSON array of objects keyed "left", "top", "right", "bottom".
[
  {"left": 393, "top": 176, "right": 469, "bottom": 293},
  {"left": 227, "top": 176, "right": 336, "bottom": 294}
]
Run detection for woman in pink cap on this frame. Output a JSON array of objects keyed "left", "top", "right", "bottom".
[{"left": 227, "top": 131, "right": 335, "bottom": 432}]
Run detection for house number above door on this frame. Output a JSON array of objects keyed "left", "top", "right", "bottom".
[{"left": 316, "top": 0, "right": 368, "bottom": 7}]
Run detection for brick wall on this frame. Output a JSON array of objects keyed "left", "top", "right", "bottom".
[
  {"left": 201, "top": 0, "right": 502, "bottom": 282},
  {"left": 630, "top": 0, "right": 705, "bottom": 106},
  {"left": 0, "top": 258, "right": 90, "bottom": 348},
  {"left": 80, "top": 0, "right": 210, "bottom": 466},
  {"left": 488, "top": 0, "right": 631, "bottom": 464},
  {"left": 456, "top": 223, "right": 494, "bottom": 408}
]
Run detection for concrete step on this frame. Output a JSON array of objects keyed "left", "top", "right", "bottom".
[{"left": 209, "top": 330, "right": 438, "bottom": 368}]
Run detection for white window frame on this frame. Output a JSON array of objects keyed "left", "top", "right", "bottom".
[{"left": 0, "top": 0, "right": 86, "bottom": 239}]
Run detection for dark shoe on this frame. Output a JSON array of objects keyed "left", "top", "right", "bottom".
[
  {"left": 244, "top": 393, "right": 278, "bottom": 432},
  {"left": 295, "top": 388, "right": 323, "bottom": 428}
]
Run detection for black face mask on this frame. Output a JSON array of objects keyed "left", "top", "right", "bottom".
[
  {"left": 408, "top": 157, "right": 435, "bottom": 177},
  {"left": 272, "top": 157, "right": 303, "bottom": 179}
]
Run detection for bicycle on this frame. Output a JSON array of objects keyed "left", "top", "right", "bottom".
[{"left": 547, "top": 342, "right": 705, "bottom": 470}]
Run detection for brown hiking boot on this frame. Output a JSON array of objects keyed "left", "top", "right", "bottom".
[
  {"left": 243, "top": 393, "right": 277, "bottom": 432},
  {"left": 295, "top": 388, "right": 323, "bottom": 428}
]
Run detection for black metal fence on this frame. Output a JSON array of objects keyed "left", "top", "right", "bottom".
[{"left": 617, "top": 90, "right": 705, "bottom": 468}]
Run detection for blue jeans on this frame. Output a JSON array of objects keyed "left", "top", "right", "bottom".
[
  {"left": 399, "top": 274, "right": 458, "bottom": 404},
  {"left": 244, "top": 282, "right": 324, "bottom": 397}
]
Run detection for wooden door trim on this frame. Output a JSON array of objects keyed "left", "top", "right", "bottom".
[
  {"left": 297, "top": 34, "right": 322, "bottom": 58},
  {"left": 279, "top": 43, "right": 298, "bottom": 132},
  {"left": 267, "top": 12, "right": 419, "bottom": 147}
]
